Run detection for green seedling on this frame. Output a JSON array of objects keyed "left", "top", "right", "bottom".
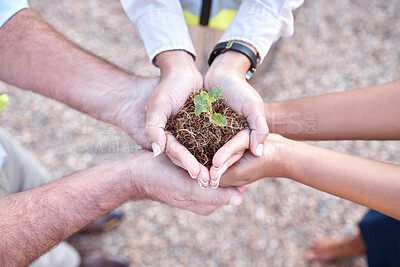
[{"left": 194, "top": 86, "right": 227, "bottom": 126}]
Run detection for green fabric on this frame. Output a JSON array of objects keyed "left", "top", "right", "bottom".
[
  {"left": 181, "top": 0, "right": 239, "bottom": 30},
  {"left": 208, "top": 9, "right": 237, "bottom": 30},
  {"left": 183, "top": 8, "right": 237, "bottom": 30},
  {"left": 0, "top": 94, "right": 8, "bottom": 112}
]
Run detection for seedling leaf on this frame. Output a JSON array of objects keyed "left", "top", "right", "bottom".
[
  {"left": 193, "top": 88, "right": 227, "bottom": 126},
  {"left": 208, "top": 86, "right": 223, "bottom": 103},
  {"left": 194, "top": 104, "right": 208, "bottom": 116},
  {"left": 209, "top": 113, "right": 227, "bottom": 126},
  {"left": 200, "top": 90, "right": 209, "bottom": 102},
  {"left": 194, "top": 94, "right": 209, "bottom": 116}
]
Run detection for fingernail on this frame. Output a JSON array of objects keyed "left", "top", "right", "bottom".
[
  {"left": 213, "top": 164, "right": 222, "bottom": 171},
  {"left": 199, "top": 178, "right": 208, "bottom": 186},
  {"left": 188, "top": 171, "right": 197, "bottom": 179},
  {"left": 152, "top": 143, "right": 161, "bottom": 157},
  {"left": 211, "top": 178, "right": 220, "bottom": 190},
  {"left": 210, "top": 175, "right": 221, "bottom": 187},
  {"left": 229, "top": 195, "right": 242, "bottom": 206},
  {"left": 255, "top": 144, "right": 263, "bottom": 157},
  {"left": 198, "top": 180, "right": 207, "bottom": 189}
]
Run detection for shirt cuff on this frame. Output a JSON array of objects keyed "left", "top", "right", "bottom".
[
  {"left": 0, "top": 143, "right": 7, "bottom": 170},
  {"left": 135, "top": 10, "right": 196, "bottom": 66},
  {"left": 0, "top": 0, "right": 29, "bottom": 29},
  {"left": 219, "top": 2, "right": 283, "bottom": 64}
]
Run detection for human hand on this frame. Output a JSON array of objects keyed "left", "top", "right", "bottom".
[
  {"left": 219, "top": 134, "right": 288, "bottom": 187},
  {"left": 92, "top": 76, "right": 159, "bottom": 149},
  {"left": 131, "top": 150, "right": 245, "bottom": 215},
  {"left": 145, "top": 50, "right": 211, "bottom": 186},
  {"left": 204, "top": 42, "right": 269, "bottom": 188}
]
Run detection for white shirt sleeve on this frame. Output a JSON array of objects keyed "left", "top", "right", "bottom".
[
  {"left": 0, "top": 0, "right": 29, "bottom": 29},
  {"left": 220, "top": 0, "right": 304, "bottom": 63},
  {"left": 120, "top": 0, "right": 196, "bottom": 66},
  {"left": 0, "top": 143, "right": 6, "bottom": 170}
]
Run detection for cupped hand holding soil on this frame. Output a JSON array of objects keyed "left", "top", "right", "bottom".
[{"left": 166, "top": 88, "right": 249, "bottom": 187}]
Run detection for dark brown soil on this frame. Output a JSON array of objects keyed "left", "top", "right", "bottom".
[{"left": 166, "top": 91, "right": 248, "bottom": 168}]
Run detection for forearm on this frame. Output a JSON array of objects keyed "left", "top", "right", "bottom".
[
  {"left": 282, "top": 140, "right": 400, "bottom": 220},
  {"left": 0, "top": 153, "right": 144, "bottom": 266},
  {"left": 0, "top": 9, "right": 134, "bottom": 122},
  {"left": 266, "top": 79, "right": 400, "bottom": 140}
]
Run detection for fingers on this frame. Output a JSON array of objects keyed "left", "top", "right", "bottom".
[
  {"left": 172, "top": 179, "right": 244, "bottom": 216},
  {"left": 192, "top": 185, "right": 243, "bottom": 208},
  {"left": 236, "top": 184, "right": 251, "bottom": 194},
  {"left": 149, "top": 151, "right": 244, "bottom": 216},
  {"left": 210, "top": 151, "right": 245, "bottom": 189},
  {"left": 210, "top": 129, "right": 250, "bottom": 186},
  {"left": 210, "top": 130, "right": 249, "bottom": 188},
  {"left": 246, "top": 106, "right": 269, "bottom": 157},
  {"left": 212, "top": 129, "right": 250, "bottom": 168},
  {"left": 165, "top": 132, "right": 209, "bottom": 184},
  {"left": 197, "top": 165, "right": 211, "bottom": 189}
]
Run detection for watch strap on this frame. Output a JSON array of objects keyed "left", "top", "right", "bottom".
[{"left": 208, "top": 41, "right": 257, "bottom": 79}]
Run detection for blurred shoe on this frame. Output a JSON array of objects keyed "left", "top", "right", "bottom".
[
  {"left": 80, "top": 256, "right": 129, "bottom": 267},
  {"left": 79, "top": 209, "right": 123, "bottom": 234},
  {"left": 305, "top": 233, "right": 365, "bottom": 261}
]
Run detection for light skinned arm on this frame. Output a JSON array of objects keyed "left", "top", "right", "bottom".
[
  {"left": 144, "top": 50, "right": 210, "bottom": 188},
  {"left": 266, "top": 79, "right": 400, "bottom": 140},
  {"left": 0, "top": 9, "right": 156, "bottom": 148},
  {"left": 121, "top": 0, "right": 209, "bottom": 183},
  {"left": 205, "top": 41, "right": 269, "bottom": 188},
  {"left": 0, "top": 151, "right": 244, "bottom": 266},
  {"left": 0, "top": 10, "right": 220, "bottom": 197},
  {"left": 221, "top": 134, "right": 400, "bottom": 221},
  {"left": 206, "top": 0, "right": 303, "bottom": 186}
]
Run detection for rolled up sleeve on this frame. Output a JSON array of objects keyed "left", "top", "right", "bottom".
[
  {"left": 121, "top": 0, "right": 196, "bottom": 66},
  {"left": 220, "top": 0, "right": 303, "bottom": 63}
]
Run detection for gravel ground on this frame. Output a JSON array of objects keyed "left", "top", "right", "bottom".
[{"left": 1, "top": 0, "right": 400, "bottom": 266}]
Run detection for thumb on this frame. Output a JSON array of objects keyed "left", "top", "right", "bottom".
[
  {"left": 205, "top": 187, "right": 243, "bottom": 206},
  {"left": 145, "top": 103, "right": 169, "bottom": 157},
  {"left": 236, "top": 184, "right": 251, "bottom": 194},
  {"left": 246, "top": 104, "right": 269, "bottom": 157}
]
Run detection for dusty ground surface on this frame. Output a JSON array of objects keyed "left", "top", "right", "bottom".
[{"left": 1, "top": 0, "right": 399, "bottom": 266}]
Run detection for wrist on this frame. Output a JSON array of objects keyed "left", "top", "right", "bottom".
[
  {"left": 210, "top": 51, "right": 250, "bottom": 78},
  {"left": 91, "top": 76, "right": 141, "bottom": 125},
  {"left": 85, "top": 154, "right": 147, "bottom": 208},
  {"left": 265, "top": 101, "right": 286, "bottom": 134},
  {"left": 126, "top": 151, "right": 154, "bottom": 200},
  {"left": 156, "top": 50, "right": 197, "bottom": 77},
  {"left": 276, "top": 137, "right": 297, "bottom": 179},
  {"left": 209, "top": 41, "right": 258, "bottom": 78},
  {"left": 259, "top": 135, "right": 295, "bottom": 179}
]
